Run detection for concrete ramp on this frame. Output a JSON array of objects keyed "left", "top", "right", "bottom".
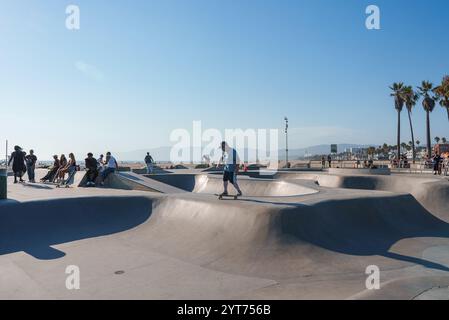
[
  {"left": 116, "top": 172, "right": 187, "bottom": 193},
  {"left": 145, "top": 174, "right": 318, "bottom": 197},
  {"left": 0, "top": 196, "right": 152, "bottom": 260},
  {"left": 136, "top": 193, "right": 449, "bottom": 281},
  {"left": 2, "top": 169, "right": 449, "bottom": 299},
  {"left": 2, "top": 190, "right": 446, "bottom": 298}
]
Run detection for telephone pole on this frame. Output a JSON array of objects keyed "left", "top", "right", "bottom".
[
  {"left": 5, "top": 140, "right": 7, "bottom": 167},
  {"left": 284, "top": 117, "right": 289, "bottom": 168}
]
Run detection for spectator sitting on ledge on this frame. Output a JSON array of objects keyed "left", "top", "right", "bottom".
[{"left": 100, "top": 152, "right": 118, "bottom": 185}]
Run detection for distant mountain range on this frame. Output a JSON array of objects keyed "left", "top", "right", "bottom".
[{"left": 114, "top": 144, "right": 373, "bottom": 162}]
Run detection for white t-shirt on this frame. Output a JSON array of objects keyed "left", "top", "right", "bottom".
[
  {"left": 107, "top": 156, "right": 117, "bottom": 169},
  {"left": 223, "top": 148, "right": 240, "bottom": 172}
]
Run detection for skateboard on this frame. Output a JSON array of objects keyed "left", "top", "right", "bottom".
[{"left": 216, "top": 193, "right": 240, "bottom": 200}]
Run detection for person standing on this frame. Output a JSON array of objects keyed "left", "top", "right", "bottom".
[
  {"left": 25, "top": 149, "right": 38, "bottom": 183},
  {"left": 443, "top": 153, "right": 449, "bottom": 176},
  {"left": 218, "top": 141, "right": 242, "bottom": 197},
  {"left": 433, "top": 153, "right": 442, "bottom": 175},
  {"left": 8, "top": 146, "right": 26, "bottom": 183},
  {"left": 144, "top": 152, "right": 154, "bottom": 174},
  {"left": 327, "top": 155, "right": 332, "bottom": 168}
]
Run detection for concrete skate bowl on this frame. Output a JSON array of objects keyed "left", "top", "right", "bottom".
[
  {"left": 144, "top": 173, "right": 318, "bottom": 197},
  {"left": 0, "top": 196, "right": 152, "bottom": 260},
  {"left": 243, "top": 172, "right": 449, "bottom": 221},
  {"left": 128, "top": 193, "right": 449, "bottom": 285},
  {"left": 307, "top": 174, "right": 449, "bottom": 221},
  {"left": 3, "top": 189, "right": 449, "bottom": 298}
]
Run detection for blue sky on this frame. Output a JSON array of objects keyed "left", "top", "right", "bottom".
[{"left": 1, "top": 0, "right": 449, "bottom": 160}]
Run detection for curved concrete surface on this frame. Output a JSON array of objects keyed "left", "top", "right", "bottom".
[
  {"left": 1, "top": 169, "right": 449, "bottom": 299},
  {"left": 0, "top": 196, "right": 152, "bottom": 260},
  {"left": 244, "top": 171, "right": 449, "bottom": 221},
  {"left": 328, "top": 167, "right": 391, "bottom": 175},
  {"left": 144, "top": 173, "right": 318, "bottom": 197}
]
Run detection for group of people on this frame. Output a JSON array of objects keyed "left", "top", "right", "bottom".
[
  {"left": 82, "top": 152, "right": 119, "bottom": 186},
  {"left": 8, "top": 146, "right": 38, "bottom": 184},
  {"left": 41, "top": 152, "right": 118, "bottom": 186},
  {"left": 7, "top": 145, "right": 119, "bottom": 187},
  {"left": 321, "top": 155, "right": 332, "bottom": 168},
  {"left": 41, "top": 153, "right": 78, "bottom": 184},
  {"left": 431, "top": 152, "right": 449, "bottom": 176}
]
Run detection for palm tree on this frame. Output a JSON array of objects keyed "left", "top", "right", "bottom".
[
  {"left": 401, "top": 142, "right": 408, "bottom": 152},
  {"left": 417, "top": 81, "right": 437, "bottom": 158},
  {"left": 401, "top": 86, "right": 419, "bottom": 163},
  {"left": 434, "top": 76, "right": 449, "bottom": 124},
  {"left": 442, "top": 137, "right": 447, "bottom": 144},
  {"left": 435, "top": 136, "right": 441, "bottom": 144},
  {"left": 390, "top": 82, "right": 405, "bottom": 161}
]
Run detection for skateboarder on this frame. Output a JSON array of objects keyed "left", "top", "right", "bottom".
[
  {"left": 218, "top": 141, "right": 242, "bottom": 198},
  {"left": 8, "top": 146, "right": 26, "bottom": 183}
]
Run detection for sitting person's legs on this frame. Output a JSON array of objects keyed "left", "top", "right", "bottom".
[
  {"left": 87, "top": 169, "right": 98, "bottom": 184},
  {"left": 101, "top": 167, "right": 115, "bottom": 181}
]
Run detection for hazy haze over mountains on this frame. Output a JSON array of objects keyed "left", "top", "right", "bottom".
[{"left": 113, "top": 144, "right": 372, "bottom": 162}]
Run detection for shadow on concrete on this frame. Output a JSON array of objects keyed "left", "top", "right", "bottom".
[
  {"left": 21, "top": 183, "right": 54, "bottom": 190},
  {"left": 0, "top": 196, "right": 152, "bottom": 260},
  {"left": 278, "top": 194, "right": 449, "bottom": 272}
]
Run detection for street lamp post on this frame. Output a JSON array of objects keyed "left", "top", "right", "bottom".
[{"left": 284, "top": 117, "right": 289, "bottom": 168}]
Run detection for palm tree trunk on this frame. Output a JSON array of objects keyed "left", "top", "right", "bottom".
[
  {"left": 407, "top": 110, "right": 416, "bottom": 163},
  {"left": 426, "top": 110, "right": 432, "bottom": 158},
  {"left": 397, "top": 110, "right": 401, "bottom": 166},
  {"left": 447, "top": 106, "right": 449, "bottom": 124}
]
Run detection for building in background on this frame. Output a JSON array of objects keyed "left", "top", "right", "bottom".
[{"left": 434, "top": 144, "right": 449, "bottom": 155}]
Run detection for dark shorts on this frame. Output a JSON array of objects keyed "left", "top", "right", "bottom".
[{"left": 223, "top": 170, "right": 236, "bottom": 184}]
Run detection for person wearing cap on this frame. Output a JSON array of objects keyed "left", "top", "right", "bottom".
[{"left": 218, "top": 141, "right": 242, "bottom": 197}]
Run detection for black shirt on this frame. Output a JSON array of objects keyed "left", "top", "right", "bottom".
[
  {"left": 85, "top": 157, "right": 98, "bottom": 171},
  {"left": 25, "top": 154, "right": 37, "bottom": 166},
  {"left": 145, "top": 155, "right": 154, "bottom": 164}
]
